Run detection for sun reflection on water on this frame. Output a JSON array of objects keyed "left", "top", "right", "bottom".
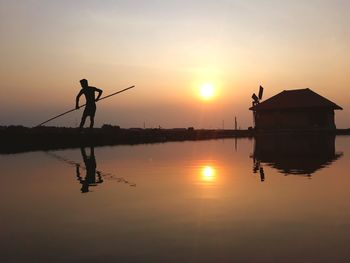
[{"left": 201, "top": 165, "right": 216, "bottom": 183}]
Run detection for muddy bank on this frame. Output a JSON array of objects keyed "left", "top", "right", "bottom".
[
  {"left": 0, "top": 126, "right": 254, "bottom": 154},
  {"left": 1, "top": 126, "right": 348, "bottom": 154}
]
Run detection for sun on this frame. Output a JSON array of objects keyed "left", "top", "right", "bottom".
[{"left": 200, "top": 83, "right": 215, "bottom": 100}]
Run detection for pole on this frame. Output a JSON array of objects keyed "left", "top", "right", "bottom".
[
  {"left": 45, "top": 151, "right": 136, "bottom": 186},
  {"left": 36, "top": 85, "right": 135, "bottom": 127}
]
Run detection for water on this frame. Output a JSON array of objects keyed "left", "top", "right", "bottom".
[{"left": 1, "top": 136, "right": 350, "bottom": 262}]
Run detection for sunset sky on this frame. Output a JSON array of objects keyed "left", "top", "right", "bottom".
[{"left": 1, "top": 0, "right": 349, "bottom": 128}]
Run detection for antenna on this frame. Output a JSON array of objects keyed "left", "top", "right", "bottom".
[
  {"left": 251, "top": 85, "right": 265, "bottom": 106},
  {"left": 252, "top": 93, "right": 259, "bottom": 103},
  {"left": 258, "top": 85, "right": 264, "bottom": 100}
]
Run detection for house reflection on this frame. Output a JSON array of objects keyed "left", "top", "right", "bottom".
[
  {"left": 76, "top": 147, "right": 103, "bottom": 193},
  {"left": 252, "top": 133, "right": 343, "bottom": 181}
]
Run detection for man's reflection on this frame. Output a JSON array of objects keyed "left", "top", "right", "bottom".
[{"left": 76, "top": 147, "right": 103, "bottom": 193}]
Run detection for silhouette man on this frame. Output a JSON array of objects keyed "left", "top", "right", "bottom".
[
  {"left": 76, "top": 147, "right": 103, "bottom": 193},
  {"left": 76, "top": 79, "right": 103, "bottom": 129}
]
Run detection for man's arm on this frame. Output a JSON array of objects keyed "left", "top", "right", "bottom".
[
  {"left": 95, "top": 88, "right": 103, "bottom": 101},
  {"left": 76, "top": 90, "right": 84, "bottom": 109}
]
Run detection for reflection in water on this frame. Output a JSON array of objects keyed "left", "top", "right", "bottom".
[
  {"left": 4, "top": 138, "right": 350, "bottom": 262},
  {"left": 76, "top": 147, "right": 103, "bottom": 193},
  {"left": 252, "top": 133, "right": 343, "bottom": 181},
  {"left": 196, "top": 164, "right": 220, "bottom": 199},
  {"left": 201, "top": 165, "right": 216, "bottom": 183},
  {"left": 46, "top": 147, "right": 136, "bottom": 193}
]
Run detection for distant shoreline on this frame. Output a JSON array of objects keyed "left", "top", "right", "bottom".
[{"left": 1, "top": 126, "right": 349, "bottom": 154}]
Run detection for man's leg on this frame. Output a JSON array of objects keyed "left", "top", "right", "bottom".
[
  {"left": 89, "top": 115, "right": 94, "bottom": 129},
  {"left": 79, "top": 113, "right": 87, "bottom": 129}
]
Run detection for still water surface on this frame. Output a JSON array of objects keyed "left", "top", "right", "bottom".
[{"left": 1, "top": 136, "right": 350, "bottom": 262}]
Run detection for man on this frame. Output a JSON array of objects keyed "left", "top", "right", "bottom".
[{"left": 76, "top": 79, "right": 103, "bottom": 129}]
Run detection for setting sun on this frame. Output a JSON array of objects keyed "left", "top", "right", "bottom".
[{"left": 200, "top": 83, "right": 215, "bottom": 100}]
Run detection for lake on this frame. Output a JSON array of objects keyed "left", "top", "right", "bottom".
[{"left": 1, "top": 135, "right": 350, "bottom": 262}]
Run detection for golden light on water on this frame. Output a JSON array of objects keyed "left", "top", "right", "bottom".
[
  {"left": 201, "top": 165, "right": 216, "bottom": 182},
  {"left": 195, "top": 164, "right": 221, "bottom": 199}
]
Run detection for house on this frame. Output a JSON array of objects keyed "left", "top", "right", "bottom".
[{"left": 249, "top": 88, "right": 342, "bottom": 130}]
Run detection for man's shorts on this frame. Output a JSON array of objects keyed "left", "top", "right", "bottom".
[{"left": 83, "top": 104, "right": 96, "bottom": 117}]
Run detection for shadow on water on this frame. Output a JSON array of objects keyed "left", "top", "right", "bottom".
[
  {"left": 252, "top": 133, "right": 343, "bottom": 181},
  {"left": 46, "top": 146, "right": 136, "bottom": 193}
]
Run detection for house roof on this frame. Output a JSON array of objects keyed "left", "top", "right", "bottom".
[{"left": 249, "top": 88, "right": 343, "bottom": 111}]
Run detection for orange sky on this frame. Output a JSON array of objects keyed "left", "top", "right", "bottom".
[{"left": 1, "top": 0, "right": 349, "bottom": 128}]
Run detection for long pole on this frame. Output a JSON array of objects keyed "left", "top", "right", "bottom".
[
  {"left": 36, "top": 85, "right": 135, "bottom": 127},
  {"left": 45, "top": 151, "right": 136, "bottom": 186}
]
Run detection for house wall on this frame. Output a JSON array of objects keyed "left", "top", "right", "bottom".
[{"left": 254, "top": 109, "right": 336, "bottom": 130}]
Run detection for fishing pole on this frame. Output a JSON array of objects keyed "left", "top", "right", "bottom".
[{"left": 36, "top": 85, "right": 135, "bottom": 127}]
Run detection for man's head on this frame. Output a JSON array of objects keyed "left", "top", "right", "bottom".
[{"left": 80, "top": 79, "right": 88, "bottom": 88}]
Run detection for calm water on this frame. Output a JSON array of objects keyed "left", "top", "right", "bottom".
[{"left": 1, "top": 136, "right": 350, "bottom": 263}]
